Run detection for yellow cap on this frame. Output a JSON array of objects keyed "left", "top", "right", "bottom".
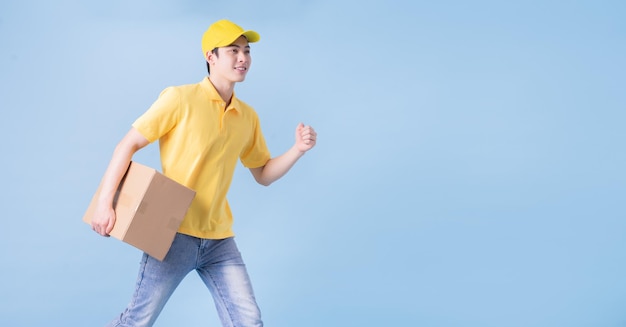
[{"left": 201, "top": 19, "right": 260, "bottom": 57}]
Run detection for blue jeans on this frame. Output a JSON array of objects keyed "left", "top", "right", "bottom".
[{"left": 106, "top": 234, "right": 263, "bottom": 327}]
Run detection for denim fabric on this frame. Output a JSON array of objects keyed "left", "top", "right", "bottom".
[{"left": 106, "top": 233, "right": 263, "bottom": 327}]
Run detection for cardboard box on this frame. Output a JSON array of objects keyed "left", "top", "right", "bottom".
[{"left": 83, "top": 161, "right": 196, "bottom": 261}]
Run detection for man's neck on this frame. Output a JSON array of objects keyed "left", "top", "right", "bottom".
[{"left": 208, "top": 75, "right": 235, "bottom": 106}]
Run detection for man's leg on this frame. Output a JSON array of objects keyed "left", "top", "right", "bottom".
[
  {"left": 196, "top": 237, "right": 263, "bottom": 327},
  {"left": 106, "top": 233, "right": 198, "bottom": 327}
]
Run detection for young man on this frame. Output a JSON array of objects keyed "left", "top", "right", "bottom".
[{"left": 90, "top": 19, "right": 317, "bottom": 327}]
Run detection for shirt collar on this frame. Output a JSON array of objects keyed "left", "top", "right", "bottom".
[{"left": 200, "top": 77, "right": 241, "bottom": 112}]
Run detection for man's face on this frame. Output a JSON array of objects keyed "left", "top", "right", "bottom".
[{"left": 208, "top": 35, "right": 252, "bottom": 83}]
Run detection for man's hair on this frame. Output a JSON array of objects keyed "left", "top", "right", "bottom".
[{"left": 206, "top": 48, "right": 219, "bottom": 74}]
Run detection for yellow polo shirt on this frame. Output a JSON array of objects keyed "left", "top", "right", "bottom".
[{"left": 132, "top": 77, "right": 271, "bottom": 239}]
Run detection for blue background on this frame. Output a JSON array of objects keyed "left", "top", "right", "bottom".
[{"left": 1, "top": 0, "right": 625, "bottom": 326}]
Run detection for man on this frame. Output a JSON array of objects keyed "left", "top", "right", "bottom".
[{"left": 91, "top": 19, "right": 317, "bottom": 327}]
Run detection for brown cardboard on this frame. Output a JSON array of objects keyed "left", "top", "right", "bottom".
[{"left": 83, "top": 161, "right": 196, "bottom": 261}]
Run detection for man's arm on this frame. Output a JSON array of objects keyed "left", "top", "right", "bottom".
[
  {"left": 250, "top": 123, "right": 317, "bottom": 186},
  {"left": 91, "top": 127, "right": 150, "bottom": 236}
]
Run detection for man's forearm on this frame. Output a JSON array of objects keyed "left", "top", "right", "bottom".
[
  {"left": 97, "top": 128, "right": 150, "bottom": 207},
  {"left": 97, "top": 144, "right": 135, "bottom": 207},
  {"left": 253, "top": 145, "right": 305, "bottom": 186}
]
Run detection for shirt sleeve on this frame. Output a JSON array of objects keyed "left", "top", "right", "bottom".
[
  {"left": 132, "top": 87, "right": 180, "bottom": 143},
  {"left": 240, "top": 114, "right": 271, "bottom": 168}
]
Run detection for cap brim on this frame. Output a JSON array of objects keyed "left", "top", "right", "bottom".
[{"left": 242, "top": 30, "right": 260, "bottom": 43}]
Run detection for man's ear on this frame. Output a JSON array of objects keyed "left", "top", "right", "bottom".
[{"left": 206, "top": 49, "right": 218, "bottom": 65}]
